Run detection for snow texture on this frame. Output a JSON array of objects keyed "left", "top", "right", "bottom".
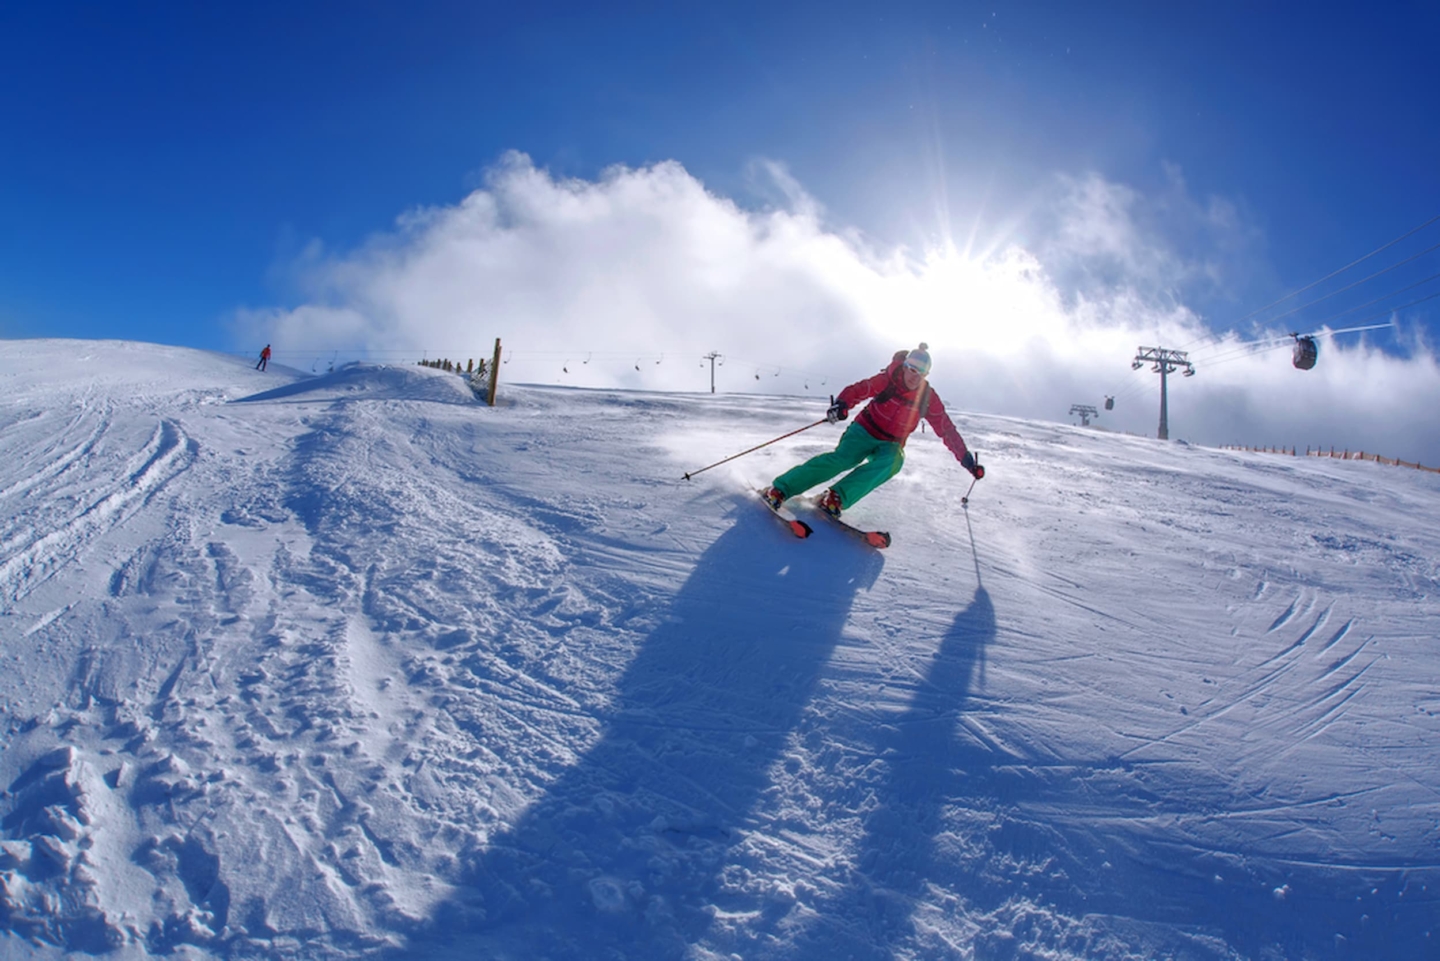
[{"left": 0, "top": 339, "right": 1437, "bottom": 960}]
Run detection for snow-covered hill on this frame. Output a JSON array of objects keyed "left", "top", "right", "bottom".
[{"left": 1, "top": 339, "right": 1437, "bottom": 960}]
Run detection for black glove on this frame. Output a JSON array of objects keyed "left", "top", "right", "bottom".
[
  {"left": 961, "top": 451, "right": 984, "bottom": 480},
  {"left": 826, "top": 398, "right": 849, "bottom": 423}
]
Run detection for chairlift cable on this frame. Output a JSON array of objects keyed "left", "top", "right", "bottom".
[
  {"left": 1182, "top": 271, "right": 1440, "bottom": 368},
  {"left": 1196, "top": 296, "right": 1440, "bottom": 373},
  {"left": 1280, "top": 269, "right": 1440, "bottom": 332},
  {"left": 1225, "top": 212, "right": 1440, "bottom": 327},
  {"left": 1094, "top": 216, "right": 1438, "bottom": 406},
  {"left": 1191, "top": 321, "right": 1397, "bottom": 369},
  {"left": 1198, "top": 322, "right": 1392, "bottom": 366},
  {"left": 1172, "top": 212, "right": 1440, "bottom": 357},
  {"left": 1182, "top": 270, "right": 1440, "bottom": 368},
  {"left": 1256, "top": 239, "right": 1440, "bottom": 328}
]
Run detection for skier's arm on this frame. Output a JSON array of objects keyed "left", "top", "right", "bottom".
[
  {"left": 924, "top": 391, "right": 970, "bottom": 463},
  {"left": 835, "top": 370, "right": 890, "bottom": 412}
]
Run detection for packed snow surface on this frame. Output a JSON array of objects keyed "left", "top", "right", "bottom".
[{"left": 1, "top": 339, "right": 1437, "bottom": 960}]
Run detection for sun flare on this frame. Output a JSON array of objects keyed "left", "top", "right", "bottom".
[{"left": 856, "top": 242, "right": 1064, "bottom": 356}]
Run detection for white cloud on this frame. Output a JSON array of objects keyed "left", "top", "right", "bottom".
[{"left": 237, "top": 153, "right": 1440, "bottom": 464}]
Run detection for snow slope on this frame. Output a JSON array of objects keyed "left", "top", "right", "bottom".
[{"left": 1, "top": 339, "right": 1437, "bottom": 960}]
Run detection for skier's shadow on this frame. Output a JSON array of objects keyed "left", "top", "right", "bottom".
[
  {"left": 777, "top": 586, "right": 999, "bottom": 960},
  {"left": 781, "top": 589, "right": 1434, "bottom": 961},
  {"left": 410, "top": 504, "right": 883, "bottom": 959}
]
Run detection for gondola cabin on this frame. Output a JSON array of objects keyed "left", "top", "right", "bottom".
[{"left": 1292, "top": 335, "right": 1318, "bottom": 370}]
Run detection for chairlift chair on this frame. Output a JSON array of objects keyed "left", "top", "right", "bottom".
[{"left": 1292, "top": 334, "right": 1318, "bottom": 370}]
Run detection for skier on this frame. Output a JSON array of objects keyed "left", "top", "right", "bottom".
[
  {"left": 763, "top": 344, "right": 983, "bottom": 517},
  {"left": 256, "top": 344, "right": 271, "bottom": 371}
]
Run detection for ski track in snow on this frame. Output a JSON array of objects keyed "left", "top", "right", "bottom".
[{"left": 0, "top": 340, "right": 1437, "bottom": 960}]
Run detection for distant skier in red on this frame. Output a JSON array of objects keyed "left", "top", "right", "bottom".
[
  {"left": 256, "top": 344, "right": 271, "bottom": 371},
  {"left": 764, "top": 343, "right": 983, "bottom": 517}
]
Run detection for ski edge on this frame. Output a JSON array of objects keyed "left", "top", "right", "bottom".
[
  {"left": 756, "top": 489, "right": 813, "bottom": 539},
  {"left": 804, "top": 497, "right": 891, "bottom": 549}
]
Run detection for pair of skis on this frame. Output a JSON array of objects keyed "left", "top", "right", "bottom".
[{"left": 758, "top": 490, "right": 892, "bottom": 549}]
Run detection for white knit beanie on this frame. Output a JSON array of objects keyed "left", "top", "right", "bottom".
[{"left": 904, "top": 342, "right": 931, "bottom": 376}]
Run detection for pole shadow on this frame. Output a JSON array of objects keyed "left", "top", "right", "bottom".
[
  {"left": 777, "top": 580, "right": 1436, "bottom": 960},
  {"left": 402, "top": 505, "right": 884, "bottom": 959},
  {"left": 773, "top": 586, "right": 999, "bottom": 960}
]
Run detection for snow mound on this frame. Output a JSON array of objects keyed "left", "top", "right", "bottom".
[
  {"left": 1, "top": 339, "right": 1437, "bottom": 960},
  {"left": 234, "top": 362, "right": 480, "bottom": 407}
]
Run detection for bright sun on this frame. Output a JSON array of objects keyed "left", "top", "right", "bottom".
[{"left": 854, "top": 241, "right": 1064, "bottom": 357}]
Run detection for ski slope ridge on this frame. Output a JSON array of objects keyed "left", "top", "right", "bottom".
[{"left": 0, "top": 339, "right": 1437, "bottom": 960}]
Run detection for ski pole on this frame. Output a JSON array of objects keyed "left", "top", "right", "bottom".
[
  {"left": 960, "top": 448, "right": 982, "bottom": 507},
  {"left": 961, "top": 475, "right": 978, "bottom": 508},
  {"left": 683, "top": 418, "right": 828, "bottom": 480}
]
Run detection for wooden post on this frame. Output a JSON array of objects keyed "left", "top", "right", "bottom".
[{"left": 486, "top": 338, "right": 502, "bottom": 406}]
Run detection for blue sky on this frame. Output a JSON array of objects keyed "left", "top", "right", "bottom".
[{"left": 4, "top": 2, "right": 1440, "bottom": 455}]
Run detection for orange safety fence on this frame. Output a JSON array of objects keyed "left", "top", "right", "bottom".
[
  {"left": 1306, "top": 447, "right": 1440, "bottom": 472},
  {"left": 1220, "top": 445, "right": 1440, "bottom": 473},
  {"left": 1219, "top": 445, "right": 1297, "bottom": 455}
]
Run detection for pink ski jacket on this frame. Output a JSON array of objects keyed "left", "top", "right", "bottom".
[{"left": 837, "top": 351, "right": 971, "bottom": 463}]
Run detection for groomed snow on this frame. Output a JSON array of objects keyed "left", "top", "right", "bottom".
[{"left": 1, "top": 339, "right": 1436, "bottom": 960}]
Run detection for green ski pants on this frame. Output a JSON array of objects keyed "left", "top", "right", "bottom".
[{"left": 772, "top": 421, "right": 905, "bottom": 508}]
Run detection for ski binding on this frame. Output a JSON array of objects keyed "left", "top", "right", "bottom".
[
  {"left": 757, "top": 489, "right": 813, "bottom": 539},
  {"left": 807, "top": 498, "right": 891, "bottom": 549}
]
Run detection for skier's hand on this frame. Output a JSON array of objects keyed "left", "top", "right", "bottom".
[
  {"left": 961, "top": 451, "right": 984, "bottom": 480},
  {"left": 826, "top": 401, "right": 849, "bottom": 424}
]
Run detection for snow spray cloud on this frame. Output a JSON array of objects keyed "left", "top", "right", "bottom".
[{"left": 238, "top": 152, "right": 1440, "bottom": 464}]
